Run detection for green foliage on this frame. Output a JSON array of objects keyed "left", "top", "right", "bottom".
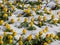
[
  {"left": 18, "top": 22, "right": 29, "bottom": 28},
  {"left": 36, "top": 12, "right": 43, "bottom": 16},
  {"left": 28, "top": 26, "right": 36, "bottom": 30}
]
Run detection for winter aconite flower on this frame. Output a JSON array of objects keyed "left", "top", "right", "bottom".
[
  {"left": 46, "top": 34, "right": 50, "bottom": 38},
  {"left": 24, "top": 18, "right": 28, "bottom": 22},
  {"left": 19, "top": 41, "right": 23, "bottom": 45},
  {"left": 43, "top": 16, "right": 47, "bottom": 22},
  {"left": 44, "top": 7, "right": 47, "bottom": 11},
  {"left": 22, "top": 4, "right": 24, "bottom": 9},
  {"left": 53, "top": 20, "right": 58, "bottom": 24},
  {"left": 3, "top": 7, "right": 8, "bottom": 12},
  {"left": 38, "top": 16, "right": 42, "bottom": 21},
  {"left": 30, "top": 22, "right": 33, "bottom": 26},
  {"left": 0, "top": 20, "right": 4, "bottom": 25},
  {"left": 47, "top": 40, "right": 51, "bottom": 44},
  {"left": 54, "top": 35, "right": 59, "bottom": 39},
  {"left": 3, "top": 13, "right": 8, "bottom": 18},
  {"left": 19, "top": 36, "right": 22, "bottom": 41},
  {"left": 50, "top": 33, "right": 55, "bottom": 38},
  {"left": 38, "top": 0, "right": 41, "bottom": 2},
  {"left": 38, "top": 21, "right": 42, "bottom": 26},
  {"left": 4, "top": 32, "right": 7, "bottom": 36},
  {"left": 5, "top": 23, "right": 11, "bottom": 30},
  {"left": 31, "top": 18, "right": 34, "bottom": 23},
  {"left": 9, "top": 40, "right": 13, "bottom": 44},
  {"left": 11, "top": 18, "right": 15, "bottom": 23},
  {"left": 37, "top": 5, "right": 41, "bottom": 10},
  {"left": 51, "top": 15, "right": 55, "bottom": 20},
  {"left": 22, "top": 29, "right": 27, "bottom": 34},
  {"left": 57, "top": 11, "right": 60, "bottom": 16},
  {"left": 0, "top": 41, "right": 3, "bottom": 45},
  {"left": 43, "top": 29, "right": 47, "bottom": 33},
  {"left": 13, "top": 32, "right": 17, "bottom": 36},
  {"left": 27, "top": 35, "right": 32, "bottom": 41},
  {"left": 55, "top": 0, "right": 59, "bottom": 3},
  {"left": 35, "top": 34, "right": 39, "bottom": 40},
  {"left": 17, "top": 17, "right": 20, "bottom": 22},
  {"left": 39, "top": 31, "right": 43, "bottom": 36},
  {"left": 45, "top": 27, "right": 48, "bottom": 32},
  {"left": 8, "top": 35, "right": 13, "bottom": 40},
  {"left": 43, "top": 42, "right": 48, "bottom": 45},
  {"left": 0, "top": 36, "right": 3, "bottom": 40}
]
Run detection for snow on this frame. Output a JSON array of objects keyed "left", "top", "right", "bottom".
[{"left": 0, "top": 0, "right": 60, "bottom": 45}]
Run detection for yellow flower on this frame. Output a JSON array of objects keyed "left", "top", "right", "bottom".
[
  {"left": 47, "top": 40, "right": 51, "bottom": 44},
  {"left": 19, "top": 36, "right": 22, "bottom": 41},
  {"left": 0, "top": 3, "right": 2, "bottom": 6},
  {"left": 56, "top": 0, "right": 58, "bottom": 2},
  {"left": 3, "top": 7, "right": 8, "bottom": 12},
  {"left": 46, "top": 34, "right": 50, "bottom": 38},
  {"left": 27, "top": 8, "right": 30, "bottom": 14},
  {"left": 17, "top": 2, "right": 20, "bottom": 6},
  {"left": 0, "top": 36, "right": 3, "bottom": 40},
  {"left": 53, "top": 20, "right": 58, "bottom": 24},
  {"left": 19, "top": 41, "right": 23, "bottom": 45},
  {"left": 49, "top": 9, "right": 52, "bottom": 15},
  {"left": 24, "top": 9, "right": 27, "bottom": 13},
  {"left": 38, "top": 16, "right": 42, "bottom": 21},
  {"left": 9, "top": 40, "right": 13, "bottom": 44},
  {"left": 10, "top": 12, "right": 12, "bottom": 16},
  {"left": 45, "top": 27, "right": 48, "bottom": 32},
  {"left": 8, "top": 2, "right": 12, "bottom": 5},
  {"left": 11, "top": 18, "right": 15, "bottom": 23},
  {"left": 11, "top": 6, "right": 15, "bottom": 10},
  {"left": 27, "top": 5, "right": 31, "bottom": 9},
  {"left": 39, "top": 31, "right": 43, "bottom": 36},
  {"left": 50, "top": 33, "right": 55, "bottom": 38},
  {"left": 51, "top": 15, "right": 55, "bottom": 19},
  {"left": 4, "top": 32, "right": 6, "bottom": 36},
  {"left": 13, "top": 32, "right": 17, "bottom": 36},
  {"left": 24, "top": 8, "right": 30, "bottom": 14},
  {"left": 43, "top": 29, "right": 47, "bottom": 33},
  {"left": 30, "top": 22, "right": 33, "bottom": 26},
  {"left": 44, "top": 7, "right": 47, "bottom": 11},
  {"left": 22, "top": 29, "right": 27, "bottom": 34},
  {"left": 27, "top": 35, "right": 32, "bottom": 41},
  {"left": 22, "top": 4, "right": 24, "bottom": 8},
  {"left": 0, "top": 20, "right": 4, "bottom": 25},
  {"left": 38, "top": 21, "right": 42, "bottom": 26},
  {"left": 29, "top": 13, "right": 32, "bottom": 16},
  {"left": 5, "top": 24, "right": 10, "bottom": 30},
  {"left": 17, "top": 18, "right": 20, "bottom": 22},
  {"left": 24, "top": 18, "right": 28, "bottom": 22},
  {"left": 18, "top": 14, "right": 21, "bottom": 17},
  {"left": 57, "top": 11, "right": 60, "bottom": 16},
  {"left": 8, "top": 35, "right": 13, "bottom": 40},
  {"left": 43, "top": 42, "right": 48, "bottom": 45},
  {"left": 31, "top": 18, "right": 34, "bottom": 23},
  {"left": 54, "top": 35, "right": 59, "bottom": 39},
  {"left": 37, "top": 5, "right": 41, "bottom": 10},
  {"left": 35, "top": 34, "right": 39, "bottom": 39},
  {"left": 0, "top": 41, "right": 3, "bottom": 44},
  {"left": 14, "top": 0, "right": 16, "bottom": 4},
  {"left": 3, "top": 13, "right": 8, "bottom": 17},
  {"left": 32, "top": 8, "right": 36, "bottom": 11},
  {"left": 38, "top": 0, "right": 41, "bottom": 2},
  {"left": 10, "top": 29, "right": 14, "bottom": 32},
  {"left": 43, "top": 16, "right": 46, "bottom": 21}
]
